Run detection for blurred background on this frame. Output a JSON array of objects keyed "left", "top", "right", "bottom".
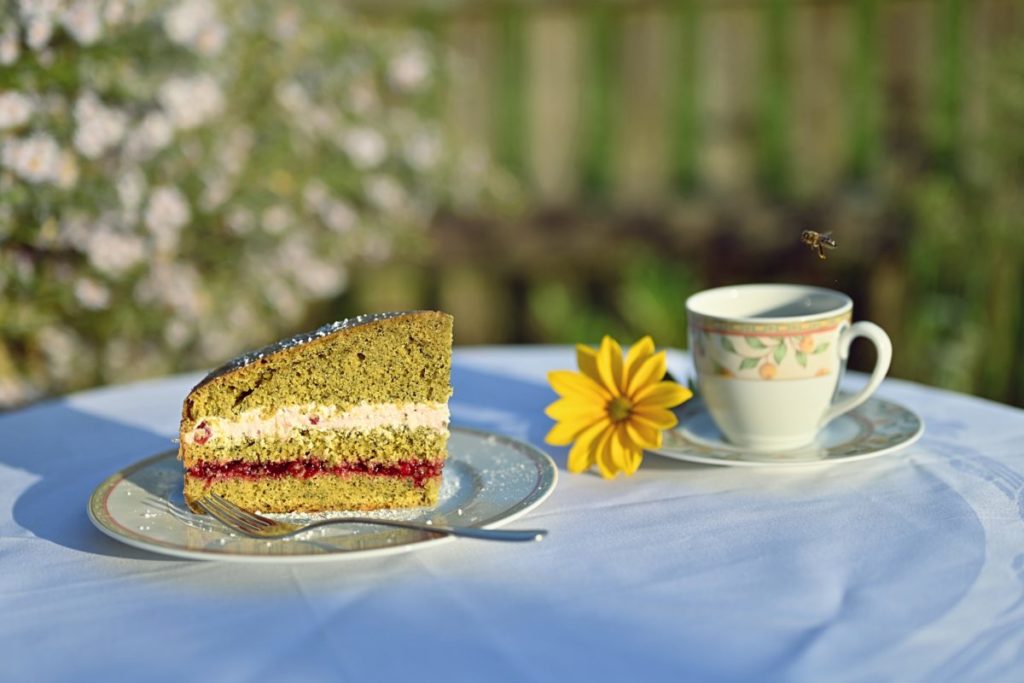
[{"left": 1, "top": 0, "right": 1022, "bottom": 409}]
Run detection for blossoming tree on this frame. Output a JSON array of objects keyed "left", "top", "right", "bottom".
[{"left": 0, "top": 0, "right": 485, "bottom": 406}]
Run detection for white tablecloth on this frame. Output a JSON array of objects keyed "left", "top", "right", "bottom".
[{"left": 3, "top": 346, "right": 1024, "bottom": 682}]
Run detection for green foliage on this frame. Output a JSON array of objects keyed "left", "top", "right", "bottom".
[
  {"left": 758, "top": 0, "right": 791, "bottom": 196},
  {"left": 848, "top": 0, "right": 881, "bottom": 179},
  {"left": 893, "top": 38, "right": 1024, "bottom": 405},
  {"left": 525, "top": 249, "right": 699, "bottom": 351},
  {"left": 616, "top": 250, "right": 699, "bottom": 348},
  {"left": 579, "top": 6, "right": 618, "bottom": 197},
  {"left": 671, "top": 0, "right": 701, "bottom": 192},
  {"left": 494, "top": 6, "right": 527, "bottom": 177},
  {"left": 528, "top": 280, "right": 621, "bottom": 346}
]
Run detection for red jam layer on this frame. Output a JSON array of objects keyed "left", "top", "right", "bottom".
[{"left": 187, "top": 458, "right": 443, "bottom": 488}]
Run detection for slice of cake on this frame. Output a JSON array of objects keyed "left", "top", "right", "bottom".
[{"left": 178, "top": 311, "right": 453, "bottom": 513}]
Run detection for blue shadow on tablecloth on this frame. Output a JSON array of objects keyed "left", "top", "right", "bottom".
[
  {"left": 0, "top": 399, "right": 173, "bottom": 560},
  {"left": 449, "top": 364, "right": 562, "bottom": 463}
]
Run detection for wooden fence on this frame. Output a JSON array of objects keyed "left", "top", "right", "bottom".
[
  {"left": 400, "top": 0, "right": 1023, "bottom": 205},
  {"left": 349, "top": 0, "right": 1024, "bottom": 406}
]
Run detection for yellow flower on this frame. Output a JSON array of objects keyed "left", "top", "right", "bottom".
[{"left": 544, "top": 336, "right": 693, "bottom": 478}]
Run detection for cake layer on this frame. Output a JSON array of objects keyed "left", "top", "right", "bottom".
[
  {"left": 180, "top": 426, "right": 447, "bottom": 468},
  {"left": 184, "top": 472, "right": 442, "bottom": 513},
  {"left": 183, "top": 402, "right": 449, "bottom": 445},
  {"left": 181, "top": 311, "right": 452, "bottom": 423},
  {"left": 187, "top": 456, "right": 442, "bottom": 486}
]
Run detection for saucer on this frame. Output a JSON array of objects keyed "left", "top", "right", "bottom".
[{"left": 652, "top": 395, "right": 923, "bottom": 467}]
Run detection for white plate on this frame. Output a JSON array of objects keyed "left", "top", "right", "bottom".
[
  {"left": 88, "top": 427, "right": 557, "bottom": 562},
  {"left": 652, "top": 396, "right": 923, "bottom": 467}
]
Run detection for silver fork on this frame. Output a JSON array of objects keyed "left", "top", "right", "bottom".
[{"left": 196, "top": 493, "right": 547, "bottom": 542}]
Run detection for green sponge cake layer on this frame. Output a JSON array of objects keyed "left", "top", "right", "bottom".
[
  {"left": 184, "top": 472, "right": 442, "bottom": 514},
  {"left": 179, "top": 311, "right": 453, "bottom": 513},
  {"left": 181, "top": 312, "right": 451, "bottom": 421},
  {"left": 182, "top": 425, "right": 447, "bottom": 467}
]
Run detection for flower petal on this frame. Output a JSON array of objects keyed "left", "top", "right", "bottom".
[
  {"left": 614, "top": 421, "right": 639, "bottom": 451},
  {"left": 544, "top": 417, "right": 585, "bottom": 448},
  {"left": 544, "top": 397, "right": 606, "bottom": 422},
  {"left": 626, "top": 351, "right": 667, "bottom": 398},
  {"left": 612, "top": 424, "right": 644, "bottom": 476},
  {"left": 633, "top": 381, "right": 693, "bottom": 409},
  {"left": 576, "top": 344, "right": 602, "bottom": 384},
  {"left": 567, "top": 420, "right": 611, "bottom": 473},
  {"left": 630, "top": 405, "right": 679, "bottom": 430},
  {"left": 625, "top": 418, "right": 662, "bottom": 450},
  {"left": 548, "top": 370, "right": 612, "bottom": 402},
  {"left": 566, "top": 433, "right": 596, "bottom": 473},
  {"left": 596, "top": 336, "right": 625, "bottom": 396},
  {"left": 545, "top": 413, "right": 602, "bottom": 446},
  {"left": 593, "top": 426, "right": 619, "bottom": 479},
  {"left": 609, "top": 431, "right": 629, "bottom": 471},
  {"left": 630, "top": 412, "right": 672, "bottom": 435},
  {"left": 577, "top": 417, "right": 612, "bottom": 449},
  {"left": 621, "top": 447, "right": 643, "bottom": 475},
  {"left": 618, "top": 421, "right": 643, "bottom": 475},
  {"left": 623, "top": 336, "right": 655, "bottom": 380}
]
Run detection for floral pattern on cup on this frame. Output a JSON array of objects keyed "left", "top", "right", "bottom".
[{"left": 691, "top": 321, "right": 847, "bottom": 382}]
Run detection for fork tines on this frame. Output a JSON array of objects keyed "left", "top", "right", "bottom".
[{"left": 198, "top": 493, "right": 274, "bottom": 534}]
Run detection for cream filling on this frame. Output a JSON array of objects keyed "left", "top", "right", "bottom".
[{"left": 185, "top": 402, "right": 449, "bottom": 445}]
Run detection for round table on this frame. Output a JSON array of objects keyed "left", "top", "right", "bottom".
[{"left": 2, "top": 346, "right": 1023, "bottom": 682}]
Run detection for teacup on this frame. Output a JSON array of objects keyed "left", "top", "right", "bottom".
[{"left": 686, "top": 284, "right": 892, "bottom": 451}]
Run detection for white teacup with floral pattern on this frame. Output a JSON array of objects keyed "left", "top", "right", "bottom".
[{"left": 687, "top": 284, "right": 892, "bottom": 451}]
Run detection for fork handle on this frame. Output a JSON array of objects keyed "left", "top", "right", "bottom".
[{"left": 304, "top": 518, "right": 547, "bottom": 542}]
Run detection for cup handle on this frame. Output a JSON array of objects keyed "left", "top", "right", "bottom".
[{"left": 821, "top": 321, "right": 892, "bottom": 426}]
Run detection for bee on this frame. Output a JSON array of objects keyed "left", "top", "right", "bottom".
[{"left": 800, "top": 230, "right": 836, "bottom": 260}]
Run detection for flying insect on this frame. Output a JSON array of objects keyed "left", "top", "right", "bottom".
[{"left": 800, "top": 230, "right": 836, "bottom": 260}]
